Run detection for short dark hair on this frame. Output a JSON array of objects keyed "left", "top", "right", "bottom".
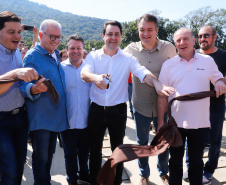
[
  {"left": 102, "top": 21, "right": 122, "bottom": 35},
  {"left": 66, "top": 35, "right": 84, "bottom": 49},
  {"left": 138, "top": 14, "right": 159, "bottom": 29},
  {"left": 60, "top": 50, "right": 67, "bottom": 58},
  {"left": 200, "top": 25, "right": 216, "bottom": 35},
  {"left": 0, "top": 11, "right": 21, "bottom": 31}
]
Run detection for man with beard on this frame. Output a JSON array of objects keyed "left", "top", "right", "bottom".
[
  {"left": 183, "top": 25, "right": 226, "bottom": 185},
  {"left": 158, "top": 27, "right": 226, "bottom": 185}
]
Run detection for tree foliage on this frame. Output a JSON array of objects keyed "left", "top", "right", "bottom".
[
  {"left": 184, "top": 7, "right": 226, "bottom": 49},
  {"left": 0, "top": 0, "right": 106, "bottom": 43},
  {"left": 1, "top": 1, "right": 225, "bottom": 50}
]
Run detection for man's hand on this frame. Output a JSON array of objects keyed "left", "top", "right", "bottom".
[
  {"left": 32, "top": 26, "right": 39, "bottom": 35},
  {"left": 30, "top": 77, "right": 48, "bottom": 95},
  {"left": 16, "top": 68, "right": 39, "bottom": 82},
  {"left": 214, "top": 79, "right": 226, "bottom": 98},
  {"left": 93, "top": 74, "right": 108, "bottom": 90},
  {"left": 153, "top": 79, "right": 175, "bottom": 96}
]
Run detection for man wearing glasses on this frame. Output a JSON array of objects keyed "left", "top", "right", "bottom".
[
  {"left": 183, "top": 25, "right": 226, "bottom": 185},
  {"left": 20, "top": 19, "right": 68, "bottom": 185},
  {"left": 81, "top": 20, "right": 174, "bottom": 185}
]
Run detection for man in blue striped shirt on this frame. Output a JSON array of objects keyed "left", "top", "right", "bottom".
[{"left": 0, "top": 11, "right": 38, "bottom": 185}]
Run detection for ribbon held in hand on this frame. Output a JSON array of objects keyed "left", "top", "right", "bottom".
[
  {"left": 97, "top": 90, "right": 216, "bottom": 185},
  {"left": 0, "top": 75, "right": 59, "bottom": 104}
]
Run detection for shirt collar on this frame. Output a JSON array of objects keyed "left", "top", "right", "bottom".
[
  {"left": 100, "top": 47, "right": 123, "bottom": 57},
  {"left": 63, "top": 59, "right": 84, "bottom": 68},
  {"left": 177, "top": 49, "right": 199, "bottom": 62},
  {"left": 138, "top": 38, "right": 162, "bottom": 52},
  {"left": 36, "top": 44, "right": 60, "bottom": 55},
  {"left": 0, "top": 44, "right": 17, "bottom": 55}
]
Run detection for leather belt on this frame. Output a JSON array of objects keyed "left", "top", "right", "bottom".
[{"left": 0, "top": 105, "right": 25, "bottom": 116}]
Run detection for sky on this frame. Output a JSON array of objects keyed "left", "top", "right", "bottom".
[{"left": 29, "top": 0, "right": 225, "bottom": 22}]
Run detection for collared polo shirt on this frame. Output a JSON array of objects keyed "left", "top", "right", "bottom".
[
  {"left": 0, "top": 44, "right": 24, "bottom": 111},
  {"left": 81, "top": 47, "right": 150, "bottom": 106},
  {"left": 61, "top": 60, "right": 91, "bottom": 129},
  {"left": 124, "top": 39, "right": 176, "bottom": 117},
  {"left": 159, "top": 52, "right": 223, "bottom": 129}
]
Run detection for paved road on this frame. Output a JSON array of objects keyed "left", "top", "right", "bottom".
[{"left": 22, "top": 105, "right": 226, "bottom": 185}]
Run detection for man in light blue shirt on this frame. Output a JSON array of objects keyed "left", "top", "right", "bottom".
[
  {"left": 20, "top": 19, "right": 68, "bottom": 185},
  {"left": 0, "top": 11, "right": 39, "bottom": 185},
  {"left": 61, "top": 35, "right": 91, "bottom": 185}
]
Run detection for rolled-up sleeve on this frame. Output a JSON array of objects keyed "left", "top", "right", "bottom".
[
  {"left": 81, "top": 53, "right": 95, "bottom": 75},
  {"left": 129, "top": 56, "right": 150, "bottom": 83}
]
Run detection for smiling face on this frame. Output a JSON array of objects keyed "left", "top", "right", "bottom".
[
  {"left": 20, "top": 47, "right": 28, "bottom": 60},
  {"left": 0, "top": 21, "right": 21, "bottom": 52},
  {"left": 67, "top": 39, "right": 83, "bottom": 67},
  {"left": 138, "top": 19, "right": 158, "bottom": 47},
  {"left": 61, "top": 52, "right": 68, "bottom": 62},
  {"left": 102, "top": 25, "right": 121, "bottom": 52},
  {"left": 198, "top": 26, "right": 216, "bottom": 51},
  {"left": 39, "top": 24, "right": 61, "bottom": 54},
  {"left": 174, "top": 28, "right": 195, "bottom": 61}
]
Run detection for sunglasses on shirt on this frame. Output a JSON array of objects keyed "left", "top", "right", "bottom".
[{"left": 197, "top": 34, "right": 215, "bottom": 39}]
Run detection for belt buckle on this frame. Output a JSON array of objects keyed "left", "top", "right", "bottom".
[{"left": 12, "top": 108, "right": 19, "bottom": 115}]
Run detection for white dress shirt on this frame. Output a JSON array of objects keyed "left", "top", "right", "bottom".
[{"left": 81, "top": 47, "right": 149, "bottom": 106}]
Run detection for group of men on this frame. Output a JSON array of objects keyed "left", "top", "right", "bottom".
[{"left": 0, "top": 10, "right": 226, "bottom": 185}]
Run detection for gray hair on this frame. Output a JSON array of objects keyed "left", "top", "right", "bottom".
[
  {"left": 40, "top": 19, "right": 62, "bottom": 32},
  {"left": 173, "top": 27, "right": 195, "bottom": 42}
]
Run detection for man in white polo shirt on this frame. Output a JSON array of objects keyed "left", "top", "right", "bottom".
[
  {"left": 81, "top": 20, "right": 174, "bottom": 185},
  {"left": 158, "top": 27, "right": 226, "bottom": 185}
]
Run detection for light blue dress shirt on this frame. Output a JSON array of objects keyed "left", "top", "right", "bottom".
[
  {"left": 61, "top": 60, "right": 91, "bottom": 129},
  {"left": 0, "top": 44, "right": 24, "bottom": 111}
]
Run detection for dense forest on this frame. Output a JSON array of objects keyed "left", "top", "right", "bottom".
[
  {"left": 1, "top": 0, "right": 225, "bottom": 51},
  {"left": 0, "top": 0, "right": 106, "bottom": 43}
]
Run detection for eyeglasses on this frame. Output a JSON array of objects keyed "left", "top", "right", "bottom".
[
  {"left": 43, "top": 32, "right": 63, "bottom": 41},
  {"left": 197, "top": 34, "right": 214, "bottom": 39}
]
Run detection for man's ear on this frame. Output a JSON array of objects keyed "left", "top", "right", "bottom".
[
  {"left": 39, "top": 32, "right": 42, "bottom": 39},
  {"left": 213, "top": 34, "right": 217, "bottom": 42}
]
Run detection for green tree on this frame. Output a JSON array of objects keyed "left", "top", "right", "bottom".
[
  {"left": 184, "top": 7, "right": 226, "bottom": 49},
  {"left": 121, "top": 20, "right": 139, "bottom": 48}
]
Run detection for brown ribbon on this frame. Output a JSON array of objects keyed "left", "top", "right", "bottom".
[
  {"left": 97, "top": 90, "right": 216, "bottom": 185},
  {"left": 0, "top": 75, "right": 59, "bottom": 104}
]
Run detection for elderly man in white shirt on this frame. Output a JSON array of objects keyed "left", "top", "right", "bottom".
[{"left": 81, "top": 20, "right": 174, "bottom": 185}]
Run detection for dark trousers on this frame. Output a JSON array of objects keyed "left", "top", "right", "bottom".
[
  {"left": 169, "top": 127, "right": 209, "bottom": 185},
  {"left": 30, "top": 130, "right": 58, "bottom": 185},
  {"left": 88, "top": 102, "right": 127, "bottom": 185},
  {"left": 0, "top": 107, "right": 28, "bottom": 185},
  {"left": 61, "top": 128, "right": 89, "bottom": 183},
  {"left": 204, "top": 102, "right": 225, "bottom": 174},
  {"left": 185, "top": 103, "right": 225, "bottom": 174},
  {"left": 128, "top": 83, "right": 133, "bottom": 113}
]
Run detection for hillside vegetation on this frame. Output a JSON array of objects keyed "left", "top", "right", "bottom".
[{"left": 0, "top": 0, "right": 107, "bottom": 42}]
